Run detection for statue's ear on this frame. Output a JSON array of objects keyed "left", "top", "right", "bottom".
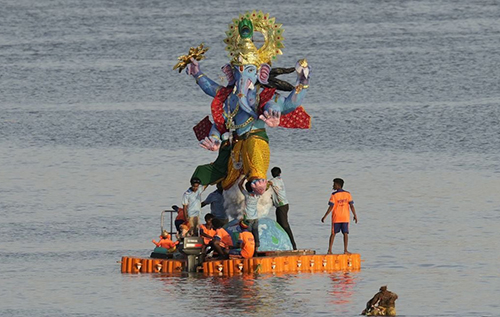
[
  {"left": 221, "top": 63, "right": 235, "bottom": 85},
  {"left": 258, "top": 63, "right": 271, "bottom": 84}
]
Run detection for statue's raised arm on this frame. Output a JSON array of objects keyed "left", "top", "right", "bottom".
[{"left": 261, "top": 59, "right": 311, "bottom": 127}]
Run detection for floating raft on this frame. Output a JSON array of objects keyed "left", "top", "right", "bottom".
[
  {"left": 121, "top": 257, "right": 184, "bottom": 274},
  {"left": 121, "top": 252, "right": 361, "bottom": 275}
]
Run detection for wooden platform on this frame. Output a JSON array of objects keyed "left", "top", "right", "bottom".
[{"left": 120, "top": 252, "right": 361, "bottom": 275}]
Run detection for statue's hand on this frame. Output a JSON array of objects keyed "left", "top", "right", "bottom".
[
  {"left": 295, "top": 59, "right": 310, "bottom": 85},
  {"left": 251, "top": 179, "right": 267, "bottom": 195},
  {"left": 199, "top": 136, "right": 220, "bottom": 151},
  {"left": 186, "top": 57, "right": 201, "bottom": 76},
  {"left": 259, "top": 110, "right": 281, "bottom": 128}
]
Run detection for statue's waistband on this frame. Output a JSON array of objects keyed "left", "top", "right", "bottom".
[
  {"left": 222, "top": 129, "right": 269, "bottom": 144},
  {"left": 239, "top": 129, "right": 268, "bottom": 141}
]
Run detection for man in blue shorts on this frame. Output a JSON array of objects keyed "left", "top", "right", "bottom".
[{"left": 321, "top": 178, "right": 358, "bottom": 254}]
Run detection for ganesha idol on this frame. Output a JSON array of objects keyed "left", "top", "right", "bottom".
[{"left": 175, "top": 11, "right": 311, "bottom": 200}]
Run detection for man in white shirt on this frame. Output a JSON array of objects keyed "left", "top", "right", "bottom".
[
  {"left": 182, "top": 177, "right": 203, "bottom": 236},
  {"left": 269, "top": 167, "right": 297, "bottom": 250}
]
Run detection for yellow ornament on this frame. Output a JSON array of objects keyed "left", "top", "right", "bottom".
[{"left": 173, "top": 43, "right": 209, "bottom": 73}]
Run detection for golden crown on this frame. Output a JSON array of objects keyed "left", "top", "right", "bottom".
[{"left": 223, "top": 10, "right": 285, "bottom": 66}]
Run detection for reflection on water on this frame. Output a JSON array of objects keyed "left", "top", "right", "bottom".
[
  {"left": 149, "top": 271, "right": 360, "bottom": 316},
  {"left": 329, "top": 272, "right": 357, "bottom": 305}
]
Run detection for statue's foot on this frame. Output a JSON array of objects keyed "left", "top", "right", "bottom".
[{"left": 251, "top": 179, "right": 267, "bottom": 195}]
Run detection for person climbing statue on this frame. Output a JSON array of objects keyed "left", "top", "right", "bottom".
[{"left": 268, "top": 166, "right": 297, "bottom": 250}]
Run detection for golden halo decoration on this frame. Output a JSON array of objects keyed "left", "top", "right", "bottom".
[{"left": 223, "top": 10, "right": 285, "bottom": 66}]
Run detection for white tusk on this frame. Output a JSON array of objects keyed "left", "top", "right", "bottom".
[{"left": 248, "top": 81, "right": 255, "bottom": 91}]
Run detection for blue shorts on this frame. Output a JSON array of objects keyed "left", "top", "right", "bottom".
[
  {"left": 229, "top": 249, "right": 241, "bottom": 255},
  {"left": 333, "top": 222, "right": 349, "bottom": 234}
]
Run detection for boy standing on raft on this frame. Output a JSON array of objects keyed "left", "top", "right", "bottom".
[
  {"left": 182, "top": 177, "right": 203, "bottom": 236},
  {"left": 321, "top": 178, "right": 358, "bottom": 254},
  {"left": 239, "top": 178, "right": 261, "bottom": 256}
]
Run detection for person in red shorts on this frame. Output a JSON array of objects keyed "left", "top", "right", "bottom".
[
  {"left": 172, "top": 205, "right": 186, "bottom": 233},
  {"left": 321, "top": 178, "right": 358, "bottom": 254}
]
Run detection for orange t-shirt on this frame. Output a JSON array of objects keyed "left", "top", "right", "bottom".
[
  {"left": 215, "top": 228, "right": 233, "bottom": 249},
  {"left": 328, "top": 189, "right": 354, "bottom": 223},
  {"left": 199, "top": 224, "right": 216, "bottom": 245},
  {"left": 156, "top": 238, "right": 177, "bottom": 249},
  {"left": 239, "top": 231, "right": 255, "bottom": 259},
  {"left": 175, "top": 207, "right": 186, "bottom": 222}
]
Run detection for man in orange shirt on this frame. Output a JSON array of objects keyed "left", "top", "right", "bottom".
[
  {"left": 229, "top": 220, "right": 256, "bottom": 259},
  {"left": 199, "top": 213, "right": 216, "bottom": 258},
  {"left": 321, "top": 178, "right": 358, "bottom": 254},
  {"left": 211, "top": 218, "right": 234, "bottom": 259}
]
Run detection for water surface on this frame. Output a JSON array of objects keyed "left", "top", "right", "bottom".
[{"left": 1, "top": 0, "right": 500, "bottom": 316}]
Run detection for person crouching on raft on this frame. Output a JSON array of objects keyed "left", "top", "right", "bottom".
[
  {"left": 199, "top": 213, "right": 216, "bottom": 258},
  {"left": 210, "top": 218, "right": 234, "bottom": 259},
  {"left": 228, "top": 220, "right": 256, "bottom": 259}
]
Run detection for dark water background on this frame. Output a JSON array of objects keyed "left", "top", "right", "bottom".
[{"left": 1, "top": 0, "right": 499, "bottom": 316}]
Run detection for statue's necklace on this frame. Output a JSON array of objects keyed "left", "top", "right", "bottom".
[{"left": 224, "top": 86, "right": 261, "bottom": 131}]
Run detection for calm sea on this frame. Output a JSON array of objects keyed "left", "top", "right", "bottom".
[{"left": 1, "top": 0, "right": 499, "bottom": 316}]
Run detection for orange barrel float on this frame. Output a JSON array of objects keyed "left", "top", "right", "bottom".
[
  {"left": 298, "top": 255, "right": 312, "bottom": 272},
  {"left": 121, "top": 257, "right": 129, "bottom": 273},
  {"left": 152, "top": 259, "right": 163, "bottom": 273},
  {"left": 121, "top": 253, "right": 360, "bottom": 274},
  {"left": 273, "top": 256, "right": 285, "bottom": 273},
  {"left": 259, "top": 257, "right": 271, "bottom": 273},
  {"left": 126, "top": 256, "right": 133, "bottom": 273},
  {"left": 240, "top": 258, "right": 248, "bottom": 274},
  {"left": 288, "top": 256, "right": 299, "bottom": 273},
  {"left": 227, "top": 259, "right": 234, "bottom": 275},
  {"left": 337, "top": 254, "right": 347, "bottom": 269},
  {"left": 202, "top": 261, "right": 211, "bottom": 274},
  {"left": 130, "top": 258, "right": 141, "bottom": 273},
  {"left": 141, "top": 259, "right": 151, "bottom": 273},
  {"left": 234, "top": 259, "right": 245, "bottom": 273},
  {"left": 174, "top": 260, "right": 184, "bottom": 272},
  {"left": 252, "top": 258, "right": 262, "bottom": 273},
  {"left": 223, "top": 259, "right": 230, "bottom": 274},
  {"left": 281, "top": 256, "right": 290, "bottom": 273}
]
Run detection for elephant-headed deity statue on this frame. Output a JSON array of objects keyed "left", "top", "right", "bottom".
[{"left": 176, "top": 10, "right": 311, "bottom": 196}]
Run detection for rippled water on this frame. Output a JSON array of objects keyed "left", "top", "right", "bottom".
[{"left": 1, "top": 0, "right": 500, "bottom": 316}]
